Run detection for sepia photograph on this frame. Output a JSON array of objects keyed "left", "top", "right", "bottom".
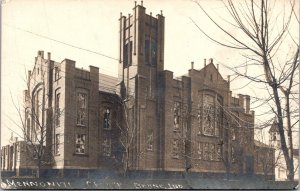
[{"left": 1, "top": 0, "right": 299, "bottom": 189}]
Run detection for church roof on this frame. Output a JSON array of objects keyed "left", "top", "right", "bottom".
[
  {"left": 99, "top": 73, "right": 118, "bottom": 94},
  {"left": 293, "top": 149, "right": 299, "bottom": 157},
  {"left": 254, "top": 140, "right": 273, "bottom": 148},
  {"left": 269, "top": 120, "right": 279, "bottom": 133}
]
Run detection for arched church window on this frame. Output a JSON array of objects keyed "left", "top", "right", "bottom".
[
  {"left": 103, "top": 108, "right": 111, "bottom": 129},
  {"left": 173, "top": 102, "right": 180, "bottom": 131},
  {"left": 146, "top": 131, "right": 153, "bottom": 151},
  {"left": 77, "top": 92, "right": 87, "bottom": 126},
  {"left": 203, "top": 95, "right": 215, "bottom": 136}
]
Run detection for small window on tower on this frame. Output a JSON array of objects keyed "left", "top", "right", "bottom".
[
  {"left": 55, "top": 67, "right": 60, "bottom": 81},
  {"left": 123, "top": 41, "right": 132, "bottom": 67},
  {"left": 150, "top": 39, "right": 157, "bottom": 66},
  {"left": 55, "top": 93, "right": 61, "bottom": 127},
  {"left": 144, "top": 39, "right": 150, "bottom": 64}
]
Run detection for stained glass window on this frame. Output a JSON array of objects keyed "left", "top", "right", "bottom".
[
  {"left": 203, "top": 95, "right": 215, "bottom": 136},
  {"left": 103, "top": 109, "right": 111, "bottom": 129}
]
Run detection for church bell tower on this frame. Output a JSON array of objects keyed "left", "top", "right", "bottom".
[{"left": 118, "top": 1, "right": 165, "bottom": 170}]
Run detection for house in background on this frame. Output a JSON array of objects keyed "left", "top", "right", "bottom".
[{"left": 269, "top": 122, "right": 299, "bottom": 181}]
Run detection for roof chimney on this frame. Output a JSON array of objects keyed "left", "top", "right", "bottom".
[
  {"left": 38, "top": 50, "right": 44, "bottom": 58},
  {"left": 141, "top": 0, "right": 143, "bottom": 6},
  {"left": 191, "top": 61, "right": 194, "bottom": 69},
  {"left": 47, "top": 52, "right": 51, "bottom": 60},
  {"left": 209, "top": 58, "right": 213, "bottom": 64}
]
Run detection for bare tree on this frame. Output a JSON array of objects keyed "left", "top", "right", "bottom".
[
  {"left": 8, "top": 59, "right": 60, "bottom": 178},
  {"left": 192, "top": 0, "right": 299, "bottom": 180},
  {"left": 115, "top": 95, "right": 137, "bottom": 176}
]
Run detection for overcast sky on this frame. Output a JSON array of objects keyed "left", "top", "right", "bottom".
[{"left": 1, "top": 0, "right": 298, "bottom": 145}]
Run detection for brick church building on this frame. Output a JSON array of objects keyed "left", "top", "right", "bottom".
[{"left": 1, "top": 2, "right": 274, "bottom": 179}]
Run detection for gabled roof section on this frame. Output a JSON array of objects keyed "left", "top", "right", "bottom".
[
  {"left": 254, "top": 140, "right": 273, "bottom": 149},
  {"left": 198, "top": 62, "right": 225, "bottom": 81},
  {"left": 269, "top": 120, "right": 279, "bottom": 133}
]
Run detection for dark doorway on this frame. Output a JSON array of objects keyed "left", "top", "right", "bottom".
[{"left": 245, "top": 155, "right": 254, "bottom": 174}]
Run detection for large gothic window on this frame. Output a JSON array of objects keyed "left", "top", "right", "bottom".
[
  {"left": 202, "top": 95, "right": 215, "bottom": 136},
  {"left": 201, "top": 94, "right": 222, "bottom": 137},
  {"left": 77, "top": 92, "right": 87, "bottom": 126}
]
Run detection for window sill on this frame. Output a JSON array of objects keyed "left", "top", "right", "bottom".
[
  {"left": 103, "top": 128, "right": 112, "bottom": 130},
  {"left": 77, "top": 124, "right": 87, "bottom": 127},
  {"left": 73, "top": 153, "right": 89, "bottom": 157}
]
